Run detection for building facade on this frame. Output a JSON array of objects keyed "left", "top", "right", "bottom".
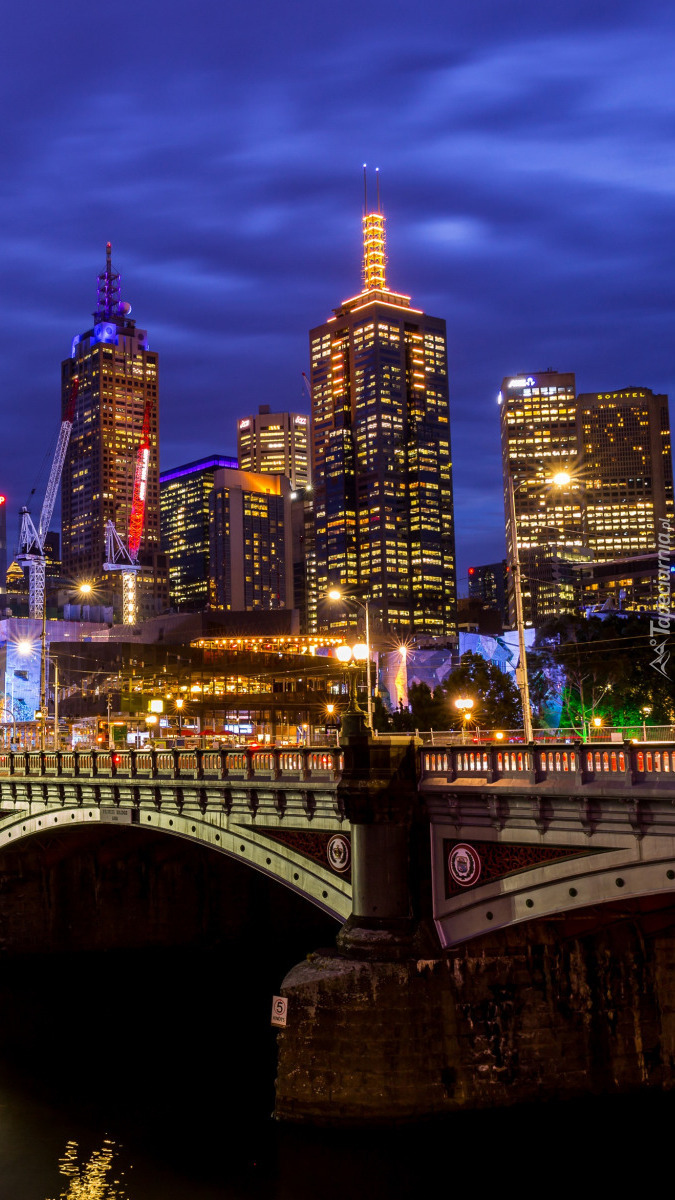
[
  {"left": 310, "top": 195, "right": 456, "bottom": 639},
  {"left": 578, "top": 388, "right": 674, "bottom": 560},
  {"left": 61, "top": 244, "right": 168, "bottom": 621},
  {"left": 500, "top": 370, "right": 584, "bottom": 624},
  {"left": 209, "top": 469, "right": 293, "bottom": 612},
  {"left": 500, "top": 374, "right": 674, "bottom": 625},
  {"left": 160, "top": 455, "right": 237, "bottom": 611},
  {"left": 237, "top": 406, "right": 310, "bottom": 489}
]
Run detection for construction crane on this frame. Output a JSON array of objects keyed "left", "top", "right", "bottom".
[
  {"left": 103, "top": 397, "right": 152, "bottom": 625},
  {"left": 17, "top": 376, "right": 80, "bottom": 619}
]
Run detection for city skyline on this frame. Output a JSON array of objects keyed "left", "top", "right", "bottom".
[{"left": 2, "top": 0, "right": 674, "bottom": 591}]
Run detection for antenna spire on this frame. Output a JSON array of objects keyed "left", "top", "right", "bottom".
[
  {"left": 361, "top": 168, "right": 387, "bottom": 292},
  {"left": 94, "top": 241, "right": 121, "bottom": 321},
  {"left": 363, "top": 163, "right": 368, "bottom": 215}
]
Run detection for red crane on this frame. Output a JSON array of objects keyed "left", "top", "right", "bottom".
[{"left": 103, "top": 397, "right": 154, "bottom": 625}]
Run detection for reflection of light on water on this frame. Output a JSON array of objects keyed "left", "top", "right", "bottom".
[{"left": 46, "top": 1139, "right": 130, "bottom": 1199}]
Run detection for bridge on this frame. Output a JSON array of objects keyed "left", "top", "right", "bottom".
[
  {"left": 0, "top": 746, "right": 352, "bottom": 922},
  {"left": 3, "top": 726, "right": 675, "bottom": 1123},
  {"left": 420, "top": 740, "right": 675, "bottom": 946},
  {"left": 2, "top": 738, "right": 675, "bottom": 946}
]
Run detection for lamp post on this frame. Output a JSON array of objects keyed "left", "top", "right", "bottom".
[
  {"left": 505, "top": 468, "right": 572, "bottom": 745},
  {"left": 176, "top": 696, "right": 184, "bottom": 736},
  {"left": 328, "top": 590, "right": 373, "bottom": 731},
  {"left": 641, "top": 705, "right": 652, "bottom": 742},
  {"left": 454, "top": 696, "right": 474, "bottom": 745},
  {"left": 335, "top": 642, "right": 369, "bottom": 713}
]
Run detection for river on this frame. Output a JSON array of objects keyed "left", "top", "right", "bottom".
[{"left": 0, "top": 945, "right": 672, "bottom": 1198}]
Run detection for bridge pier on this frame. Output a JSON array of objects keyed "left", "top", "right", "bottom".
[
  {"left": 274, "top": 710, "right": 675, "bottom": 1123},
  {"left": 275, "top": 696, "right": 447, "bottom": 1121}
]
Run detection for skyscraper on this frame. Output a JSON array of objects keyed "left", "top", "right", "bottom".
[
  {"left": 500, "top": 374, "right": 674, "bottom": 624},
  {"left": 500, "top": 370, "right": 585, "bottom": 623},
  {"left": 237, "top": 406, "right": 310, "bottom": 489},
  {"left": 310, "top": 183, "right": 456, "bottom": 638},
  {"left": 209, "top": 469, "right": 293, "bottom": 611},
  {"left": 578, "top": 387, "right": 674, "bottom": 559},
  {"left": 61, "top": 245, "right": 168, "bottom": 621},
  {"left": 160, "top": 454, "right": 238, "bottom": 611}
]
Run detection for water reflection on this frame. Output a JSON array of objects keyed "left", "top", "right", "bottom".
[{"left": 47, "top": 1140, "right": 129, "bottom": 1199}]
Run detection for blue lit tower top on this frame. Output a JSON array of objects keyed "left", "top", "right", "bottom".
[{"left": 70, "top": 242, "right": 147, "bottom": 356}]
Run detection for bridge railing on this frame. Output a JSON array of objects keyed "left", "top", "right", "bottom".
[
  {"left": 0, "top": 746, "right": 344, "bottom": 783},
  {"left": 421, "top": 741, "right": 675, "bottom": 787},
  {"left": 415, "top": 725, "right": 675, "bottom": 745}
]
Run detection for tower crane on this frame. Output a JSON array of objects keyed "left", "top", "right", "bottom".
[
  {"left": 103, "top": 396, "right": 152, "bottom": 625},
  {"left": 17, "top": 376, "right": 80, "bottom": 619}
]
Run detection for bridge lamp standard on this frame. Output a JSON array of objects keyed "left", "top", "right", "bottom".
[
  {"left": 176, "top": 696, "right": 184, "bottom": 736},
  {"left": 328, "top": 590, "right": 372, "bottom": 731},
  {"left": 335, "top": 642, "right": 369, "bottom": 713},
  {"left": 506, "top": 467, "right": 573, "bottom": 745},
  {"left": 455, "top": 697, "right": 474, "bottom": 745},
  {"left": 641, "top": 705, "right": 652, "bottom": 742}
]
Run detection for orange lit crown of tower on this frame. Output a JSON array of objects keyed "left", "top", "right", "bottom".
[{"left": 362, "top": 212, "right": 387, "bottom": 292}]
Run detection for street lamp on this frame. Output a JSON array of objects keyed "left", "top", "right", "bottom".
[
  {"left": 641, "top": 705, "right": 652, "bottom": 741},
  {"left": 454, "top": 696, "right": 474, "bottom": 745},
  {"left": 335, "top": 642, "right": 369, "bottom": 712},
  {"left": 505, "top": 468, "right": 574, "bottom": 744},
  {"left": 328, "top": 589, "right": 373, "bottom": 730},
  {"left": 176, "top": 696, "right": 184, "bottom": 736}
]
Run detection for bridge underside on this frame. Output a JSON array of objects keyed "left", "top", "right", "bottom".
[
  {"left": 0, "top": 775, "right": 352, "bottom": 936},
  {"left": 0, "top": 819, "right": 342, "bottom": 957}
]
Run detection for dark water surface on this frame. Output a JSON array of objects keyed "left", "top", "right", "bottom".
[{"left": 0, "top": 946, "right": 673, "bottom": 1199}]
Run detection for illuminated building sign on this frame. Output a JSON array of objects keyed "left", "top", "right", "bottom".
[{"left": 508, "top": 377, "right": 536, "bottom": 388}]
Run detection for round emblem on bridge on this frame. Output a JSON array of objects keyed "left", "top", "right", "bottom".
[
  {"left": 327, "top": 834, "right": 350, "bottom": 874},
  {"left": 448, "top": 842, "right": 481, "bottom": 888}
]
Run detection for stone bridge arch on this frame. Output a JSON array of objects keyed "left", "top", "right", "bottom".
[{"left": 0, "top": 747, "right": 352, "bottom": 926}]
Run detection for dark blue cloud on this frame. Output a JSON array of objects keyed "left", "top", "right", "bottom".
[{"left": 1, "top": 0, "right": 674, "bottom": 593}]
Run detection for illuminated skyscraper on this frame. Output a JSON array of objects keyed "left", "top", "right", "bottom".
[
  {"left": 61, "top": 245, "right": 168, "bottom": 620},
  {"left": 500, "top": 370, "right": 584, "bottom": 623},
  {"left": 500, "top": 374, "right": 674, "bottom": 623},
  {"left": 578, "top": 387, "right": 674, "bottom": 559},
  {"left": 209, "top": 469, "right": 293, "bottom": 611},
  {"left": 237, "top": 406, "right": 310, "bottom": 489},
  {"left": 160, "top": 455, "right": 237, "bottom": 611},
  {"left": 310, "top": 182, "right": 456, "bottom": 638}
]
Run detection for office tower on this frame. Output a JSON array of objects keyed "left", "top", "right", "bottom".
[
  {"left": 209, "top": 469, "right": 294, "bottom": 611},
  {"left": 61, "top": 244, "right": 168, "bottom": 621},
  {"left": 468, "top": 561, "right": 508, "bottom": 625},
  {"left": 309, "top": 185, "right": 456, "bottom": 638},
  {"left": 578, "top": 388, "right": 674, "bottom": 559},
  {"left": 237, "top": 406, "right": 310, "bottom": 489},
  {"left": 160, "top": 455, "right": 237, "bottom": 611},
  {"left": 500, "top": 370, "right": 585, "bottom": 623}
]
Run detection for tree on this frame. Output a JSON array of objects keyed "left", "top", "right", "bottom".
[
  {"left": 442, "top": 652, "right": 522, "bottom": 731},
  {"left": 533, "top": 613, "right": 675, "bottom": 731}
]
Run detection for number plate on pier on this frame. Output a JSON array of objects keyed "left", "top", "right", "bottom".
[{"left": 271, "top": 996, "right": 288, "bottom": 1028}]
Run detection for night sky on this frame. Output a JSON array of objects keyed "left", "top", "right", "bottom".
[{"left": 2, "top": 0, "right": 674, "bottom": 593}]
